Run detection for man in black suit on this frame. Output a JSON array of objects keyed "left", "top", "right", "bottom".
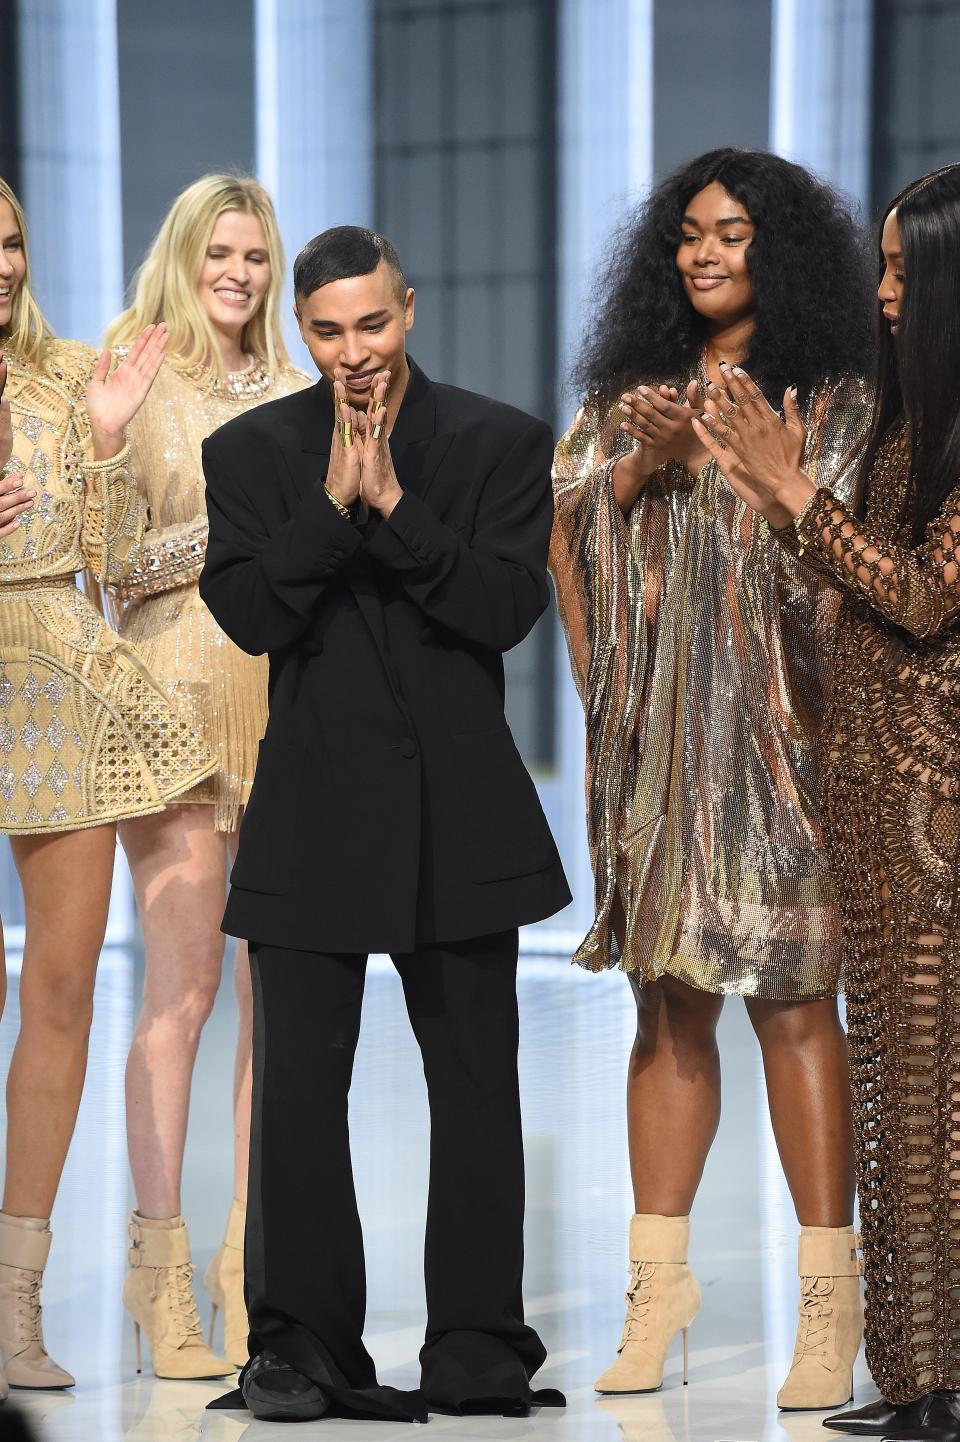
[{"left": 199, "top": 227, "right": 571, "bottom": 1424}]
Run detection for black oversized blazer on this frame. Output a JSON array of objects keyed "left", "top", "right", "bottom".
[{"left": 199, "top": 359, "right": 571, "bottom": 954}]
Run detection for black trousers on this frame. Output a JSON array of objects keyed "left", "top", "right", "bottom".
[{"left": 245, "top": 929, "right": 553, "bottom": 1421}]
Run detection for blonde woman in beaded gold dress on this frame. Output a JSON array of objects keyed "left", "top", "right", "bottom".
[
  {"left": 551, "top": 151, "right": 876, "bottom": 1408},
  {"left": 694, "top": 162, "right": 960, "bottom": 1442},
  {"left": 104, "top": 175, "right": 309, "bottom": 1379},
  {"left": 0, "top": 177, "right": 215, "bottom": 1394}
]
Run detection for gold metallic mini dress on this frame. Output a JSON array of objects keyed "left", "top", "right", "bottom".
[
  {"left": 550, "top": 375, "right": 871, "bottom": 999},
  {"left": 0, "top": 341, "right": 215, "bottom": 834},
  {"left": 114, "top": 356, "right": 310, "bottom": 832}
]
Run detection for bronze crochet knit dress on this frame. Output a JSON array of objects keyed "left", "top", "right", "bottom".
[{"left": 785, "top": 424, "right": 960, "bottom": 1402}]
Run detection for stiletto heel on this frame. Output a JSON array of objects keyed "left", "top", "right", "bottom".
[
  {"left": 202, "top": 1201, "right": 248, "bottom": 1369},
  {"left": 123, "top": 1213, "right": 232, "bottom": 1379},
  {"left": 208, "top": 1302, "right": 219, "bottom": 1349},
  {"left": 682, "top": 1326, "right": 689, "bottom": 1385},
  {"left": 595, "top": 1215, "right": 700, "bottom": 1394},
  {"left": 777, "top": 1226, "right": 863, "bottom": 1410},
  {"left": 133, "top": 1320, "right": 141, "bottom": 1375}
]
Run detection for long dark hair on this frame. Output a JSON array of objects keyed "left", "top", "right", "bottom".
[
  {"left": 573, "top": 148, "right": 874, "bottom": 408},
  {"left": 855, "top": 163, "right": 960, "bottom": 543}
]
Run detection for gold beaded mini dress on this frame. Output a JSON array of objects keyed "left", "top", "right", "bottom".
[
  {"left": 550, "top": 374, "right": 871, "bottom": 998},
  {"left": 114, "top": 354, "right": 310, "bottom": 832},
  {"left": 0, "top": 340, "right": 215, "bottom": 833},
  {"left": 781, "top": 425, "right": 960, "bottom": 1402}
]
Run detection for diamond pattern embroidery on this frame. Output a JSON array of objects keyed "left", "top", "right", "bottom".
[
  {"left": 46, "top": 717, "right": 66, "bottom": 752},
  {"left": 0, "top": 721, "right": 15, "bottom": 756},
  {"left": 21, "top": 762, "right": 42, "bottom": 798},
  {"left": 43, "top": 761, "right": 68, "bottom": 796},
  {"left": 20, "top": 719, "right": 42, "bottom": 754}
]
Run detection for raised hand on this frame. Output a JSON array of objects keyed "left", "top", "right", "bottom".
[
  {"left": 326, "top": 368, "right": 363, "bottom": 508},
  {"left": 360, "top": 371, "right": 402, "bottom": 517},
  {"left": 85, "top": 323, "right": 168, "bottom": 460}
]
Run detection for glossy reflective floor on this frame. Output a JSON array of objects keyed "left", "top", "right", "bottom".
[{"left": 0, "top": 947, "right": 875, "bottom": 1442}]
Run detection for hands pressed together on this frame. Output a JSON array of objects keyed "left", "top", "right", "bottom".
[
  {"left": 0, "top": 324, "right": 168, "bottom": 540},
  {"left": 325, "top": 368, "right": 403, "bottom": 520}
]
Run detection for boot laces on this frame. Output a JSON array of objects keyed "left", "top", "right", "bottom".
[
  {"left": 622, "top": 1260, "right": 657, "bottom": 1344},
  {"left": 796, "top": 1275, "right": 834, "bottom": 1359},
  {"left": 13, "top": 1269, "right": 43, "bottom": 1343},
  {"left": 149, "top": 1262, "right": 204, "bottom": 1344}
]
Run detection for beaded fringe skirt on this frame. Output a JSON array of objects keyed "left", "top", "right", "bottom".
[{"left": 119, "top": 581, "right": 267, "bottom": 833}]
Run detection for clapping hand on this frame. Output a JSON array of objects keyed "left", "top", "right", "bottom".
[
  {"left": 84, "top": 323, "right": 168, "bottom": 460},
  {"left": 0, "top": 354, "right": 35, "bottom": 537},
  {"left": 690, "top": 363, "right": 814, "bottom": 524},
  {"left": 614, "top": 380, "right": 709, "bottom": 510}
]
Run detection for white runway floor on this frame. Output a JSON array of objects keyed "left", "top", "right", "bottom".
[{"left": 0, "top": 945, "right": 875, "bottom": 1441}]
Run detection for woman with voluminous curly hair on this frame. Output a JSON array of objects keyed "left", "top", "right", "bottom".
[
  {"left": 550, "top": 149, "right": 874, "bottom": 1407},
  {"left": 105, "top": 174, "right": 310, "bottom": 1380}
]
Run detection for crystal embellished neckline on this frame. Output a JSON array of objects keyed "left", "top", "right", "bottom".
[{"left": 171, "top": 353, "right": 273, "bottom": 400}]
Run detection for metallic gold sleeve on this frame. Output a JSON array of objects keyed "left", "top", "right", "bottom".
[{"left": 113, "top": 514, "right": 208, "bottom": 604}]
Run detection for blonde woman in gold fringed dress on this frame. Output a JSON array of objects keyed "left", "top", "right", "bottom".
[
  {"left": 0, "top": 177, "right": 215, "bottom": 1394},
  {"left": 693, "top": 162, "right": 960, "bottom": 1442},
  {"left": 105, "top": 176, "right": 309, "bottom": 1379},
  {"left": 551, "top": 150, "right": 875, "bottom": 1408}
]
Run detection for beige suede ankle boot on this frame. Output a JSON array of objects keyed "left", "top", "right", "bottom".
[
  {"left": 595, "top": 1214, "right": 701, "bottom": 1394},
  {"left": 123, "top": 1212, "right": 234, "bottom": 1380},
  {"left": 203, "top": 1199, "right": 248, "bottom": 1369},
  {"left": 0, "top": 1212, "right": 73, "bottom": 1388},
  {"left": 777, "top": 1225, "right": 863, "bottom": 1410}
]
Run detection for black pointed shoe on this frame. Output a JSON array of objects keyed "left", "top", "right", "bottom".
[
  {"left": 824, "top": 1396, "right": 933, "bottom": 1435},
  {"left": 879, "top": 1390, "right": 960, "bottom": 1442},
  {"left": 240, "top": 1350, "right": 330, "bottom": 1422}
]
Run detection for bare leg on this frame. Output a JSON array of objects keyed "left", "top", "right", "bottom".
[
  {"left": 628, "top": 974, "right": 725, "bottom": 1215},
  {"left": 745, "top": 995, "right": 855, "bottom": 1226},
  {"left": 120, "top": 806, "right": 229, "bottom": 1219},
  {"left": 4, "top": 826, "right": 116, "bottom": 1217}
]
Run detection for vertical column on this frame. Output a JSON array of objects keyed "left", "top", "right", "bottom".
[
  {"left": 255, "top": 0, "right": 374, "bottom": 361},
  {"left": 16, "top": 0, "right": 123, "bottom": 344},
  {"left": 770, "top": 0, "right": 874, "bottom": 211},
  {"left": 553, "top": 0, "right": 654, "bottom": 940}
]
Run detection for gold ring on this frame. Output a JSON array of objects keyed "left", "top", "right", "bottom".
[
  {"left": 372, "top": 423, "right": 383, "bottom": 440},
  {"left": 342, "top": 421, "right": 353, "bottom": 447}
]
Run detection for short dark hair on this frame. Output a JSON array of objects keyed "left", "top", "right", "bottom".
[{"left": 293, "top": 225, "right": 407, "bottom": 304}]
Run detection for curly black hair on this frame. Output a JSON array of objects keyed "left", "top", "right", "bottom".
[{"left": 573, "top": 148, "right": 875, "bottom": 407}]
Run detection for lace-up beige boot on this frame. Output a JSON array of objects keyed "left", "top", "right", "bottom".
[
  {"left": 777, "top": 1225, "right": 862, "bottom": 1410},
  {"left": 595, "top": 1214, "right": 700, "bottom": 1394},
  {"left": 203, "top": 1199, "right": 248, "bottom": 1368},
  {"left": 0, "top": 1212, "right": 73, "bottom": 1388},
  {"left": 123, "top": 1212, "right": 234, "bottom": 1379}
]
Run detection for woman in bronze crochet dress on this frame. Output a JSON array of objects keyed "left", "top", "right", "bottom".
[
  {"left": 551, "top": 149, "right": 874, "bottom": 1407},
  {"left": 104, "top": 175, "right": 309, "bottom": 1379},
  {"left": 693, "top": 161, "right": 960, "bottom": 1442},
  {"left": 0, "top": 176, "right": 214, "bottom": 1393}
]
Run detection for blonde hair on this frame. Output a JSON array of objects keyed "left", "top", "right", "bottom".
[
  {"left": 0, "top": 177, "right": 55, "bottom": 366},
  {"left": 105, "top": 174, "right": 290, "bottom": 377}
]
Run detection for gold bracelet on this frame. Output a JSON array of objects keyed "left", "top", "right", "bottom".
[{"left": 324, "top": 486, "right": 352, "bottom": 519}]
